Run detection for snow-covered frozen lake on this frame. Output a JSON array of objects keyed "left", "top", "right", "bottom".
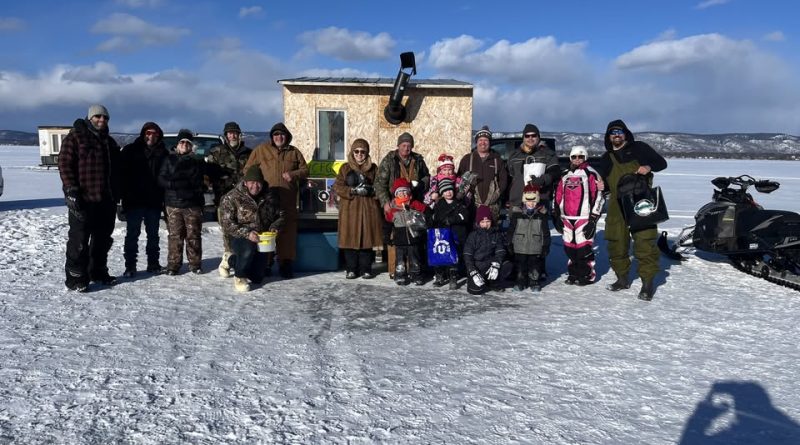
[{"left": 1, "top": 145, "right": 799, "bottom": 444}]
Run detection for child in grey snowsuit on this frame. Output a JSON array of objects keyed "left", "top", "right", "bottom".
[{"left": 507, "top": 184, "right": 550, "bottom": 292}]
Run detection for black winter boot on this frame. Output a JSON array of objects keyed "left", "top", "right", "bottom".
[
  {"left": 606, "top": 273, "right": 630, "bottom": 291},
  {"left": 432, "top": 272, "right": 447, "bottom": 287},
  {"left": 638, "top": 278, "right": 655, "bottom": 301},
  {"left": 448, "top": 269, "right": 459, "bottom": 290}
]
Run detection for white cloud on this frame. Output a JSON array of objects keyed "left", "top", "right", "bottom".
[
  {"left": 763, "top": 31, "right": 785, "bottom": 42},
  {"left": 91, "top": 13, "right": 189, "bottom": 52},
  {"left": 427, "top": 35, "right": 588, "bottom": 85},
  {"left": 0, "top": 61, "right": 284, "bottom": 133},
  {"left": 0, "top": 17, "right": 25, "bottom": 31},
  {"left": 695, "top": 0, "right": 729, "bottom": 9},
  {"left": 114, "top": 0, "right": 164, "bottom": 7},
  {"left": 298, "top": 27, "right": 395, "bottom": 61},
  {"left": 239, "top": 6, "right": 263, "bottom": 18},
  {"left": 615, "top": 33, "right": 751, "bottom": 72}
]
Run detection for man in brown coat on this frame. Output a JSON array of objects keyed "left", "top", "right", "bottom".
[
  {"left": 244, "top": 122, "right": 308, "bottom": 278},
  {"left": 332, "top": 138, "right": 384, "bottom": 279}
]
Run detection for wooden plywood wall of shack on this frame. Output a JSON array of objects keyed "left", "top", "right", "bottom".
[{"left": 282, "top": 85, "right": 473, "bottom": 170}]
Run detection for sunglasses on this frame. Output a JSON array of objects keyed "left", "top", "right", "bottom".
[
  {"left": 272, "top": 132, "right": 286, "bottom": 137},
  {"left": 609, "top": 129, "right": 625, "bottom": 136},
  {"left": 145, "top": 130, "right": 159, "bottom": 136},
  {"left": 524, "top": 133, "right": 539, "bottom": 138},
  {"left": 92, "top": 114, "right": 109, "bottom": 120},
  {"left": 571, "top": 155, "right": 586, "bottom": 159},
  {"left": 353, "top": 149, "right": 367, "bottom": 154}
]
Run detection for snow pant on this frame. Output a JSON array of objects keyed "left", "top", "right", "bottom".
[
  {"left": 343, "top": 248, "right": 373, "bottom": 276},
  {"left": 217, "top": 206, "right": 232, "bottom": 255},
  {"left": 124, "top": 206, "right": 162, "bottom": 270},
  {"left": 230, "top": 237, "right": 270, "bottom": 284},
  {"left": 166, "top": 206, "right": 203, "bottom": 271},
  {"left": 394, "top": 244, "right": 422, "bottom": 280},
  {"left": 64, "top": 199, "right": 116, "bottom": 287},
  {"left": 467, "top": 260, "right": 513, "bottom": 295},
  {"left": 514, "top": 254, "right": 544, "bottom": 288},
  {"left": 562, "top": 218, "right": 596, "bottom": 281},
  {"left": 604, "top": 201, "right": 659, "bottom": 281}
]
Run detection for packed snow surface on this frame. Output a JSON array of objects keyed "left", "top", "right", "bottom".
[{"left": 1, "top": 146, "right": 799, "bottom": 444}]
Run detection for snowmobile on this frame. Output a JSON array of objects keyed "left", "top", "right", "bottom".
[{"left": 658, "top": 174, "right": 800, "bottom": 290}]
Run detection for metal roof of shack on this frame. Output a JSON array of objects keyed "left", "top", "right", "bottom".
[{"left": 278, "top": 77, "right": 473, "bottom": 89}]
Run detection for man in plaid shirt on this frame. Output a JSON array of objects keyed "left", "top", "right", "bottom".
[{"left": 58, "top": 104, "right": 121, "bottom": 292}]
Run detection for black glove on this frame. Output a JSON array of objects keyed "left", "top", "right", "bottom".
[
  {"left": 551, "top": 207, "right": 564, "bottom": 234},
  {"left": 583, "top": 214, "right": 599, "bottom": 238},
  {"left": 64, "top": 187, "right": 81, "bottom": 212},
  {"left": 528, "top": 176, "right": 545, "bottom": 187}
]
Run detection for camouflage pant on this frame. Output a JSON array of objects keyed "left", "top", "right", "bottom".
[{"left": 166, "top": 206, "right": 203, "bottom": 271}]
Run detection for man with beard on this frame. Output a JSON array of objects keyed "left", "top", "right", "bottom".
[
  {"left": 120, "top": 122, "right": 169, "bottom": 277},
  {"left": 58, "top": 104, "right": 121, "bottom": 291},
  {"left": 595, "top": 119, "right": 667, "bottom": 301},
  {"left": 206, "top": 121, "right": 252, "bottom": 278}
]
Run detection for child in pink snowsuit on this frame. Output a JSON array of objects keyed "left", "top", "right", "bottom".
[
  {"left": 424, "top": 154, "right": 463, "bottom": 208},
  {"left": 554, "top": 146, "right": 606, "bottom": 285}
]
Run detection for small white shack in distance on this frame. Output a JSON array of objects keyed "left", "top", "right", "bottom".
[{"left": 38, "top": 126, "right": 72, "bottom": 167}]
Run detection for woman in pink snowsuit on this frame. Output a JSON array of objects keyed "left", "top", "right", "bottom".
[{"left": 554, "top": 146, "right": 606, "bottom": 285}]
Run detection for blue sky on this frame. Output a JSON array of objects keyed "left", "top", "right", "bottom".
[{"left": 1, "top": 0, "right": 798, "bottom": 135}]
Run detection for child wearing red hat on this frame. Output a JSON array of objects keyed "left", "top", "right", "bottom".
[{"left": 385, "top": 178, "right": 429, "bottom": 286}]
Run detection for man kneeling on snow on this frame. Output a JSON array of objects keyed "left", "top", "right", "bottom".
[{"left": 219, "top": 164, "right": 284, "bottom": 292}]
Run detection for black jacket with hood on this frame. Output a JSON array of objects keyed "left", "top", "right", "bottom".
[
  {"left": 120, "top": 122, "right": 168, "bottom": 210},
  {"left": 595, "top": 119, "right": 667, "bottom": 180}
]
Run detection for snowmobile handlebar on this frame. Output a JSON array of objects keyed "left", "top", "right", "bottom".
[{"left": 711, "top": 175, "right": 780, "bottom": 193}]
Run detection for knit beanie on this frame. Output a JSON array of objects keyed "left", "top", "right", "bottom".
[
  {"left": 243, "top": 164, "right": 265, "bottom": 182},
  {"left": 522, "top": 123, "right": 539, "bottom": 136},
  {"left": 438, "top": 178, "right": 455, "bottom": 195},
  {"left": 437, "top": 153, "right": 454, "bottom": 172},
  {"left": 523, "top": 184, "right": 540, "bottom": 202},
  {"left": 474, "top": 125, "right": 492, "bottom": 142},
  {"left": 397, "top": 132, "right": 414, "bottom": 147},
  {"left": 223, "top": 121, "right": 241, "bottom": 134},
  {"left": 176, "top": 129, "right": 194, "bottom": 142},
  {"left": 87, "top": 104, "right": 109, "bottom": 120},
  {"left": 475, "top": 205, "right": 493, "bottom": 225},
  {"left": 392, "top": 177, "right": 412, "bottom": 196}
]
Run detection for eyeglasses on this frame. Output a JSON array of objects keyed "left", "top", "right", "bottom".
[
  {"left": 571, "top": 155, "right": 586, "bottom": 159},
  {"left": 524, "top": 133, "right": 539, "bottom": 138},
  {"left": 353, "top": 150, "right": 367, "bottom": 155},
  {"left": 609, "top": 129, "right": 625, "bottom": 136}
]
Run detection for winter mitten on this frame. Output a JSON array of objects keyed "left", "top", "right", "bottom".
[
  {"left": 487, "top": 262, "right": 500, "bottom": 281},
  {"left": 469, "top": 270, "right": 485, "bottom": 287},
  {"left": 583, "top": 214, "right": 599, "bottom": 238}
]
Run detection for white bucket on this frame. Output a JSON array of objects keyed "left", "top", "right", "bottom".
[{"left": 258, "top": 231, "right": 276, "bottom": 252}]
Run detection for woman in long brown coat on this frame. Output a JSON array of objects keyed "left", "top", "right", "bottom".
[{"left": 332, "top": 139, "right": 384, "bottom": 279}]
